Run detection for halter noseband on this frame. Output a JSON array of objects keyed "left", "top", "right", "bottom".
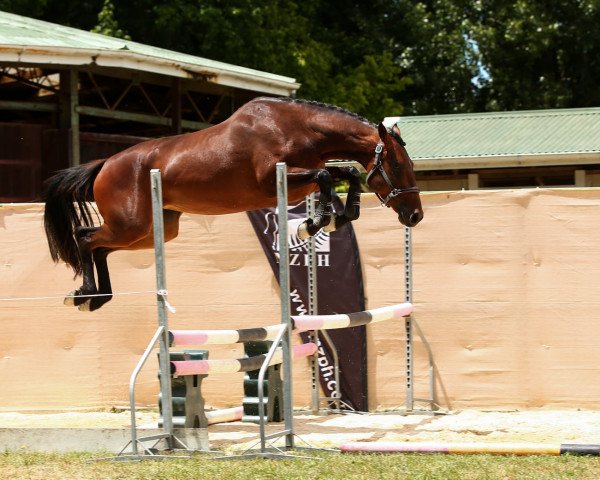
[{"left": 366, "top": 143, "right": 420, "bottom": 207}]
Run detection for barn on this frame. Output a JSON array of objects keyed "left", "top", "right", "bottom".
[{"left": 0, "top": 10, "right": 299, "bottom": 202}]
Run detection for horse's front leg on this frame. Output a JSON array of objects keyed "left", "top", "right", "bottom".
[
  {"left": 287, "top": 169, "right": 333, "bottom": 240},
  {"left": 64, "top": 226, "right": 99, "bottom": 310},
  {"left": 324, "top": 166, "right": 362, "bottom": 233}
]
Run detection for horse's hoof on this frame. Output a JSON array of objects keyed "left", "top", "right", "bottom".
[
  {"left": 323, "top": 221, "right": 337, "bottom": 233},
  {"left": 78, "top": 299, "right": 92, "bottom": 312},
  {"left": 297, "top": 221, "right": 310, "bottom": 241},
  {"left": 63, "top": 291, "right": 77, "bottom": 307}
]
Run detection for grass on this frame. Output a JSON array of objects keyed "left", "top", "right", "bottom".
[{"left": 1, "top": 451, "right": 600, "bottom": 480}]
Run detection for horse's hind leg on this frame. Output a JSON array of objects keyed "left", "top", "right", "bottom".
[
  {"left": 71, "top": 247, "right": 113, "bottom": 312},
  {"left": 66, "top": 209, "right": 182, "bottom": 311},
  {"left": 64, "top": 226, "right": 100, "bottom": 308},
  {"left": 85, "top": 248, "right": 112, "bottom": 312},
  {"left": 63, "top": 220, "right": 150, "bottom": 310}
]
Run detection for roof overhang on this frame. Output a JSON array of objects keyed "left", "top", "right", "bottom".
[
  {"left": 414, "top": 152, "right": 600, "bottom": 171},
  {"left": 0, "top": 45, "right": 300, "bottom": 97}
]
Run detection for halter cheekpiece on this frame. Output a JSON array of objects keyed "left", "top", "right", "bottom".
[{"left": 366, "top": 142, "right": 420, "bottom": 207}]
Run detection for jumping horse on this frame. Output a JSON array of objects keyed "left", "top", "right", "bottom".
[{"left": 43, "top": 97, "right": 423, "bottom": 311}]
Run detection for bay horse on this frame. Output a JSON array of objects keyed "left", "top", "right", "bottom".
[{"left": 43, "top": 97, "right": 423, "bottom": 311}]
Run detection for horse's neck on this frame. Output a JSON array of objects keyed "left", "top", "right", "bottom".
[{"left": 309, "top": 116, "right": 378, "bottom": 170}]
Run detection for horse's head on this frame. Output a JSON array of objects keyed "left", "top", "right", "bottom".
[{"left": 366, "top": 123, "right": 423, "bottom": 227}]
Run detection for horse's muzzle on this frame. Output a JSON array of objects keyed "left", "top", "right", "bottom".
[{"left": 399, "top": 209, "right": 423, "bottom": 227}]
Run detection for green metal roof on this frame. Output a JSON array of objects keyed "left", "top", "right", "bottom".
[
  {"left": 394, "top": 107, "right": 600, "bottom": 170},
  {"left": 0, "top": 10, "right": 299, "bottom": 96}
]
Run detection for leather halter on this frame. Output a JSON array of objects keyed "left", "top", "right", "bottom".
[{"left": 366, "top": 143, "right": 420, "bottom": 207}]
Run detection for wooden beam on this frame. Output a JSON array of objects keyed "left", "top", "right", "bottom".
[
  {"left": 76, "top": 105, "right": 211, "bottom": 131},
  {"left": 0, "top": 100, "right": 57, "bottom": 112}
]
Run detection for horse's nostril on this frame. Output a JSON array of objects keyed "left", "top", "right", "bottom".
[{"left": 410, "top": 211, "right": 423, "bottom": 226}]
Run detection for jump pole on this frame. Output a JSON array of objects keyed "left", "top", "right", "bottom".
[
  {"left": 340, "top": 441, "right": 600, "bottom": 456},
  {"left": 117, "top": 169, "right": 187, "bottom": 460},
  {"left": 151, "top": 169, "right": 175, "bottom": 447},
  {"left": 276, "top": 162, "right": 295, "bottom": 450},
  {"left": 218, "top": 162, "right": 301, "bottom": 459},
  {"left": 404, "top": 226, "right": 414, "bottom": 412},
  {"left": 150, "top": 169, "right": 192, "bottom": 451}
]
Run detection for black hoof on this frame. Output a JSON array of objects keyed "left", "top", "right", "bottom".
[{"left": 87, "top": 295, "right": 112, "bottom": 311}]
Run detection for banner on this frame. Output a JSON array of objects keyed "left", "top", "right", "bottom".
[{"left": 247, "top": 196, "right": 368, "bottom": 411}]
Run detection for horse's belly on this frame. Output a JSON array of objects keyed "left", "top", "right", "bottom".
[{"left": 163, "top": 187, "right": 275, "bottom": 215}]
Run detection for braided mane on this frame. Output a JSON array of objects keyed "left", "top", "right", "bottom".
[{"left": 272, "top": 96, "right": 376, "bottom": 127}]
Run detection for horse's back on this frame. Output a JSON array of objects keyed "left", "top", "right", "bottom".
[{"left": 91, "top": 97, "right": 322, "bottom": 215}]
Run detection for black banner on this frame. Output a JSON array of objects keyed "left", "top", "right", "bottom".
[{"left": 247, "top": 196, "right": 368, "bottom": 411}]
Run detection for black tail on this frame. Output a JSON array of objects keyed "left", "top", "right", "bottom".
[{"left": 43, "top": 159, "right": 107, "bottom": 276}]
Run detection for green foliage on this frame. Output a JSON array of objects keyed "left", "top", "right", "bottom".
[
  {"left": 91, "top": 0, "right": 130, "bottom": 40},
  {"left": 464, "top": 0, "right": 600, "bottom": 110},
  {"left": 1, "top": 0, "right": 598, "bottom": 116}
]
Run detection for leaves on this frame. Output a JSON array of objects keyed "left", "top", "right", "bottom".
[{"left": 2, "top": 0, "right": 599, "bottom": 116}]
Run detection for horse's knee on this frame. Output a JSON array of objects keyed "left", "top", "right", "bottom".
[
  {"left": 343, "top": 166, "right": 361, "bottom": 182},
  {"left": 316, "top": 169, "right": 333, "bottom": 193}
]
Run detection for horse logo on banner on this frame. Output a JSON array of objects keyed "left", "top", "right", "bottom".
[{"left": 262, "top": 210, "right": 331, "bottom": 268}]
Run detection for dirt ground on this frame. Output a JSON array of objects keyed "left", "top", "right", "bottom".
[{"left": 2, "top": 409, "right": 600, "bottom": 450}]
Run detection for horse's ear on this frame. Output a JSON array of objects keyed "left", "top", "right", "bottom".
[{"left": 377, "top": 122, "right": 390, "bottom": 141}]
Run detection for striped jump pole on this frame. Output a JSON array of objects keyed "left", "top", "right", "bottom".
[
  {"left": 170, "top": 342, "right": 317, "bottom": 376},
  {"left": 340, "top": 441, "right": 600, "bottom": 456},
  {"left": 169, "top": 303, "right": 413, "bottom": 347},
  {"left": 169, "top": 324, "right": 283, "bottom": 347},
  {"left": 291, "top": 303, "right": 413, "bottom": 332}
]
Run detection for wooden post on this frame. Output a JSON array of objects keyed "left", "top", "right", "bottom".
[
  {"left": 59, "top": 69, "right": 80, "bottom": 167},
  {"left": 171, "top": 78, "right": 182, "bottom": 135}
]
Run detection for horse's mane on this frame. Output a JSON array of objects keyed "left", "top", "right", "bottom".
[{"left": 269, "top": 96, "right": 376, "bottom": 127}]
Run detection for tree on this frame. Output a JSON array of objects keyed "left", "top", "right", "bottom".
[
  {"left": 111, "top": 0, "right": 411, "bottom": 120},
  {"left": 91, "top": 0, "right": 130, "bottom": 40},
  {"left": 466, "top": 0, "right": 600, "bottom": 110},
  {"left": 396, "top": 1, "right": 484, "bottom": 114},
  {"left": 1, "top": 0, "right": 598, "bottom": 116}
]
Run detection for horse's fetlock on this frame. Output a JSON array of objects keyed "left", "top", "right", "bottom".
[{"left": 297, "top": 220, "right": 311, "bottom": 241}]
